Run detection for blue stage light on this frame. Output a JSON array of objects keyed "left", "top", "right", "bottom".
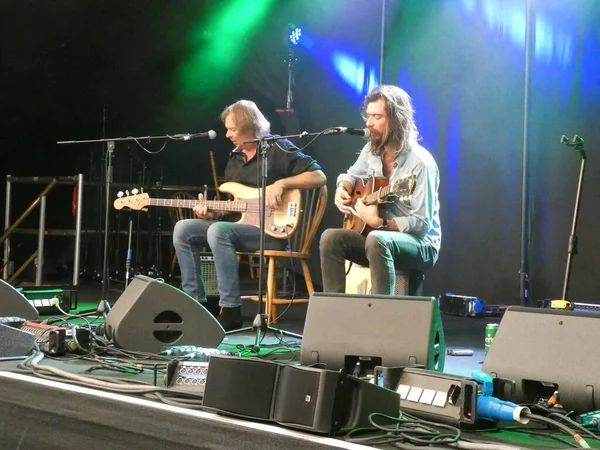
[{"left": 289, "top": 27, "right": 302, "bottom": 45}]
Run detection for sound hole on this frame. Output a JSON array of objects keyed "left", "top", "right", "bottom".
[{"left": 154, "top": 310, "right": 183, "bottom": 324}]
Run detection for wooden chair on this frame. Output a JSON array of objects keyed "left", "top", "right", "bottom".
[{"left": 239, "top": 185, "right": 328, "bottom": 324}]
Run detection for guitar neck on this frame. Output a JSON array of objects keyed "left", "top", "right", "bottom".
[
  {"left": 148, "top": 198, "right": 245, "bottom": 213},
  {"left": 364, "top": 184, "right": 392, "bottom": 205}
]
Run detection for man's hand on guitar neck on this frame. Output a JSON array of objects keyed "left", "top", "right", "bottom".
[
  {"left": 193, "top": 193, "right": 220, "bottom": 220},
  {"left": 192, "top": 193, "right": 209, "bottom": 218}
]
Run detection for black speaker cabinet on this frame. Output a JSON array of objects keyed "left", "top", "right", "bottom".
[
  {"left": 482, "top": 307, "right": 600, "bottom": 414},
  {"left": 0, "top": 278, "right": 39, "bottom": 320},
  {"left": 202, "top": 355, "right": 400, "bottom": 435},
  {"left": 273, "top": 364, "right": 399, "bottom": 434},
  {"left": 0, "top": 323, "right": 36, "bottom": 359},
  {"left": 202, "top": 356, "right": 279, "bottom": 420},
  {"left": 300, "top": 292, "right": 445, "bottom": 373},
  {"left": 104, "top": 275, "right": 225, "bottom": 354}
]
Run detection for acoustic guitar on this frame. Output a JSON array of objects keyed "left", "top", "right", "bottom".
[{"left": 342, "top": 175, "right": 416, "bottom": 235}]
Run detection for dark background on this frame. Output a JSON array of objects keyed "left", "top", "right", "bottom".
[{"left": 1, "top": 0, "right": 598, "bottom": 305}]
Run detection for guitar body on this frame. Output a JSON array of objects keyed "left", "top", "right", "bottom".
[
  {"left": 218, "top": 182, "right": 302, "bottom": 238},
  {"left": 342, "top": 176, "right": 389, "bottom": 235}
]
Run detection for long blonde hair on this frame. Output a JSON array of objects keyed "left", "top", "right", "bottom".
[{"left": 220, "top": 100, "right": 270, "bottom": 138}]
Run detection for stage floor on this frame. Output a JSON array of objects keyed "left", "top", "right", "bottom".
[{"left": 2, "top": 279, "right": 598, "bottom": 450}]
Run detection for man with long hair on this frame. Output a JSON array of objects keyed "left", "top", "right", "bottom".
[
  {"left": 174, "top": 100, "right": 326, "bottom": 331},
  {"left": 320, "top": 85, "right": 441, "bottom": 295}
]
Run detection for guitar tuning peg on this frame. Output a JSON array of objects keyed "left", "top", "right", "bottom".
[
  {"left": 131, "top": 188, "right": 139, "bottom": 195},
  {"left": 140, "top": 187, "right": 144, "bottom": 193},
  {"left": 126, "top": 190, "right": 130, "bottom": 196},
  {"left": 117, "top": 191, "right": 124, "bottom": 198}
]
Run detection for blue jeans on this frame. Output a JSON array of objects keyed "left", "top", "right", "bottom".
[
  {"left": 173, "top": 219, "right": 284, "bottom": 307},
  {"left": 319, "top": 228, "right": 438, "bottom": 295}
]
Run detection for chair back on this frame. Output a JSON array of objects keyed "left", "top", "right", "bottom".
[{"left": 287, "top": 185, "right": 328, "bottom": 254}]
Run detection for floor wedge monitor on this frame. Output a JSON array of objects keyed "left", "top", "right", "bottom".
[
  {"left": 0, "top": 278, "right": 39, "bottom": 320},
  {"left": 105, "top": 275, "right": 225, "bottom": 354},
  {"left": 482, "top": 306, "right": 600, "bottom": 414},
  {"left": 300, "top": 292, "right": 445, "bottom": 373}
]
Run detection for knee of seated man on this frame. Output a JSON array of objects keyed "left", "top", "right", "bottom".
[
  {"left": 172, "top": 220, "right": 189, "bottom": 245},
  {"left": 365, "top": 232, "right": 386, "bottom": 250},
  {"left": 320, "top": 228, "right": 341, "bottom": 249},
  {"left": 206, "top": 221, "right": 232, "bottom": 243}
]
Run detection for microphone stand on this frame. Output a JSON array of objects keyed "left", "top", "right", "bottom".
[
  {"left": 57, "top": 132, "right": 204, "bottom": 309},
  {"left": 227, "top": 130, "right": 339, "bottom": 350},
  {"left": 559, "top": 135, "right": 586, "bottom": 301},
  {"left": 125, "top": 218, "right": 133, "bottom": 288}
]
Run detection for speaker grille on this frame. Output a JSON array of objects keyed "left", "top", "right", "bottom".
[{"left": 203, "top": 356, "right": 278, "bottom": 420}]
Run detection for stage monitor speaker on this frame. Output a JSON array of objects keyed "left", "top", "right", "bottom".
[
  {"left": 202, "top": 355, "right": 400, "bottom": 435},
  {"left": 0, "top": 324, "right": 36, "bottom": 360},
  {"left": 202, "top": 356, "right": 279, "bottom": 420},
  {"left": 104, "top": 275, "right": 225, "bottom": 354},
  {"left": 0, "top": 279, "right": 39, "bottom": 320},
  {"left": 272, "top": 364, "right": 399, "bottom": 435},
  {"left": 300, "top": 293, "right": 445, "bottom": 373},
  {"left": 482, "top": 306, "right": 600, "bottom": 414}
]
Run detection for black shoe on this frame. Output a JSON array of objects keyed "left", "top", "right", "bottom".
[
  {"left": 203, "top": 296, "right": 221, "bottom": 319},
  {"left": 218, "top": 306, "right": 243, "bottom": 331}
]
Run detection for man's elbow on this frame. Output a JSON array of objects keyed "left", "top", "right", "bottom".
[{"left": 310, "top": 170, "right": 327, "bottom": 187}]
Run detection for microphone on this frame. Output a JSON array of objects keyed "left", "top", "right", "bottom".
[
  {"left": 324, "top": 127, "right": 371, "bottom": 139},
  {"left": 173, "top": 130, "right": 217, "bottom": 141},
  {"left": 560, "top": 134, "right": 585, "bottom": 146}
]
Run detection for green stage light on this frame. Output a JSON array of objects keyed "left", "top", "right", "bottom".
[{"left": 177, "top": 0, "right": 275, "bottom": 102}]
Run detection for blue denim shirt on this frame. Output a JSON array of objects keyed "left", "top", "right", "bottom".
[{"left": 337, "top": 140, "right": 442, "bottom": 252}]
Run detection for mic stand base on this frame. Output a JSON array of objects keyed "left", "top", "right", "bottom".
[{"left": 226, "top": 312, "right": 302, "bottom": 350}]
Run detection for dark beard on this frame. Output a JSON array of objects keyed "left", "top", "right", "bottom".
[{"left": 369, "top": 133, "right": 386, "bottom": 155}]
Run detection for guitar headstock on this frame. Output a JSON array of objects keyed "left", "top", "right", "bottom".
[
  {"left": 114, "top": 189, "right": 151, "bottom": 210},
  {"left": 391, "top": 174, "right": 417, "bottom": 196}
]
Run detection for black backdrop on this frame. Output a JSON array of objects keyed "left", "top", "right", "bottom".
[{"left": 1, "top": 0, "right": 598, "bottom": 305}]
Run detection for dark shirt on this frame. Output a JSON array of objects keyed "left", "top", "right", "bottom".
[{"left": 224, "top": 138, "right": 321, "bottom": 188}]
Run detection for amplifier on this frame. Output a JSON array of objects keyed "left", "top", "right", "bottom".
[
  {"left": 19, "top": 287, "right": 78, "bottom": 315},
  {"left": 199, "top": 253, "right": 218, "bottom": 295}
]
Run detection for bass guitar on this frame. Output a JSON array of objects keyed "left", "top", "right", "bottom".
[{"left": 114, "top": 182, "right": 301, "bottom": 239}]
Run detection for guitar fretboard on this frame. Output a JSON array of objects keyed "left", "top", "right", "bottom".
[
  {"left": 148, "top": 198, "right": 248, "bottom": 213},
  {"left": 364, "top": 184, "right": 393, "bottom": 205}
]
